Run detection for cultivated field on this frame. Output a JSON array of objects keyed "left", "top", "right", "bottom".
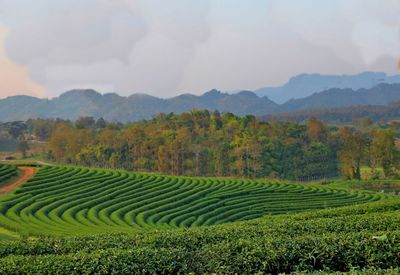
[
  {"left": 0, "top": 165, "right": 18, "bottom": 188},
  {"left": 0, "top": 164, "right": 385, "bottom": 236},
  {"left": 0, "top": 164, "right": 399, "bottom": 273}
]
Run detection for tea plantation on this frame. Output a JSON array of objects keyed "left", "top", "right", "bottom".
[
  {"left": 0, "top": 164, "right": 399, "bottom": 274},
  {"left": 0, "top": 165, "right": 384, "bottom": 235},
  {"left": 0, "top": 164, "right": 18, "bottom": 187}
]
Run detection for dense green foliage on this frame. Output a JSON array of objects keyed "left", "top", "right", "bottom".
[
  {"left": 0, "top": 165, "right": 384, "bottom": 236},
  {"left": 45, "top": 112, "right": 400, "bottom": 180},
  {"left": 263, "top": 100, "right": 400, "bottom": 124},
  {"left": 0, "top": 164, "right": 17, "bottom": 187},
  {"left": 0, "top": 200, "right": 399, "bottom": 274},
  {"left": 48, "top": 111, "right": 342, "bottom": 180},
  {"left": 4, "top": 112, "right": 400, "bottom": 180},
  {"left": 0, "top": 164, "right": 398, "bottom": 273},
  {"left": 0, "top": 122, "right": 24, "bottom": 152}
]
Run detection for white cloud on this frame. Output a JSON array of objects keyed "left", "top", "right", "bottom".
[{"left": 0, "top": 0, "right": 399, "bottom": 97}]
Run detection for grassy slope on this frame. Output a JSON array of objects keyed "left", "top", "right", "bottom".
[
  {"left": 0, "top": 164, "right": 19, "bottom": 189},
  {"left": 0, "top": 199, "right": 398, "bottom": 273},
  {"left": 0, "top": 164, "right": 398, "bottom": 273},
  {"left": 0, "top": 165, "right": 388, "bottom": 236},
  {"left": 0, "top": 227, "right": 18, "bottom": 241}
]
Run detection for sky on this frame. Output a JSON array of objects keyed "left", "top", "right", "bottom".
[{"left": 0, "top": 0, "right": 399, "bottom": 99}]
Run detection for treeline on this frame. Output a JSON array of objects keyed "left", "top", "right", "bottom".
[
  {"left": 0, "top": 121, "right": 28, "bottom": 153},
  {"left": 41, "top": 111, "right": 337, "bottom": 180},
  {"left": 8, "top": 111, "right": 400, "bottom": 180},
  {"left": 262, "top": 101, "right": 400, "bottom": 124}
]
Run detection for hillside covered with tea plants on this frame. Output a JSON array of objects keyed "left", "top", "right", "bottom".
[
  {"left": 0, "top": 196, "right": 399, "bottom": 274},
  {"left": 0, "top": 163, "right": 399, "bottom": 273},
  {"left": 0, "top": 164, "right": 385, "bottom": 236}
]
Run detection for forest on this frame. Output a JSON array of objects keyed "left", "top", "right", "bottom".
[
  {"left": 262, "top": 100, "right": 400, "bottom": 124},
  {"left": 2, "top": 110, "right": 398, "bottom": 181}
]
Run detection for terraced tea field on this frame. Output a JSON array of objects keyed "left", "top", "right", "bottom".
[
  {"left": 0, "top": 165, "right": 384, "bottom": 236},
  {"left": 0, "top": 165, "right": 18, "bottom": 187}
]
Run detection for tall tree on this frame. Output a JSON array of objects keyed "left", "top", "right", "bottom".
[
  {"left": 307, "top": 117, "right": 327, "bottom": 142},
  {"left": 17, "top": 139, "right": 29, "bottom": 158},
  {"left": 371, "top": 129, "right": 396, "bottom": 177},
  {"left": 338, "top": 128, "right": 369, "bottom": 180}
]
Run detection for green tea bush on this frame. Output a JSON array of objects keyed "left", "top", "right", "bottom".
[
  {"left": 0, "top": 166, "right": 387, "bottom": 236},
  {"left": 0, "top": 201, "right": 399, "bottom": 274}
]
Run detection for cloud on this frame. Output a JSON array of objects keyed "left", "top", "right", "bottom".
[
  {"left": 0, "top": 0, "right": 148, "bottom": 95},
  {"left": 0, "top": 26, "right": 46, "bottom": 98},
  {"left": 0, "top": 0, "right": 399, "bottom": 97},
  {"left": 179, "top": 1, "right": 360, "bottom": 91},
  {"left": 0, "top": 0, "right": 211, "bottom": 97},
  {"left": 180, "top": 0, "right": 400, "bottom": 91},
  {"left": 2, "top": 0, "right": 146, "bottom": 66},
  {"left": 115, "top": 0, "right": 212, "bottom": 96}
]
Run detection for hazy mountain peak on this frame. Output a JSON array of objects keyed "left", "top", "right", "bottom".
[
  {"left": 4, "top": 95, "right": 40, "bottom": 100},
  {"left": 202, "top": 89, "right": 226, "bottom": 100},
  {"left": 128, "top": 93, "right": 159, "bottom": 99},
  {"left": 1, "top": 75, "right": 400, "bottom": 123},
  {"left": 59, "top": 89, "right": 102, "bottom": 100},
  {"left": 255, "top": 72, "right": 400, "bottom": 103},
  {"left": 203, "top": 89, "right": 221, "bottom": 95},
  {"left": 235, "top": 90, "right": 258, "bottom": 98}
]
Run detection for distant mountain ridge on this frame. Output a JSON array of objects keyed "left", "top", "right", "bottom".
[
  {"left": 261, "top": 101, "right": 400, "bottom": 124},
  {"left": 255, "top": 72, "right": 400, "bottom": 103},
  {"left": 1, "top": 79, "right": 400, "bottom": 123},
  {"left": 0, "top": 89, "right": 278, "bottom": 122},
  {"left": 280, "top": 83, "right": 400, "bottom": 112}
]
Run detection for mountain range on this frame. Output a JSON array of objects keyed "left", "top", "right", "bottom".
[
  {"left": 0, "top": 89, "right": 277, "bottom": 122},
  {"left": 1, "top": 73, "right": 400, "bottom": 122},
  {"left": 261, "top": 101, "right": 400, "bottom": 124},
  {"left": 255, "top": 72, "right": 400, "bottom": 103}
]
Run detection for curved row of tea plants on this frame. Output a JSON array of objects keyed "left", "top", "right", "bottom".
[
  {"left": 0, "top": 164, "right": 18, "bottom": 186},
  {"left": 0, "top": 200, "right": 399, "bottom": 274},
  {"left": 0, "top": 165, "right": 386, "bottom": 236}
]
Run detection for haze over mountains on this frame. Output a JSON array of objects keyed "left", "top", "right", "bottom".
[
  {"left": 1, "top": 72, "right": 400, "bottom": 122},
  {"left": 255, "top": 72, "right": 400, "bottom": 103},
  {"left": 261, "top": 101, "right": 400, "bottom": 124},
  {"left": 0, "top": 90, "right": 277, "bottom": 122}
]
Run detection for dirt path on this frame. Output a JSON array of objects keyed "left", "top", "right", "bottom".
[{"left": 0, "top": 167, "right": 37, "bottom": 194}]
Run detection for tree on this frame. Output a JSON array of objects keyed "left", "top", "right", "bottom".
[
  {"left": 307, "top": 117, "right": 327, "bottom": 142},
  {"left": 156, "top": 145, "right": 171, "bottom": 174},
  {"left": 76, "top": 117, "right": 95, "bottom": 129},
  {"left": 26, "top": 118, "right": 55, "bottom": 140},
  {"left": 95, "top": 117, "right": 107, "bottom": 129},
  {"left": 338, "top": 128, "right": 369, "bottom": 180},
  {"left": 17, "top": 139, "right": 29, "bottom": 158},
  {"left": 45, "top": 110, "right": 341, "bottom": 179},
  {"left": 371, "top": 129, "right": 396, "bottom": 177},
  {"left": 6, "top": 121, "right": 26, "bottom": 139},
  {"left": 232, "top": 134, "right": 262, "bottom": 178}
]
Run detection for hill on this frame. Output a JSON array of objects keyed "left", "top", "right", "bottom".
[
  {"left": 255, "top": 72, "right": 400, "bottom": 103},
  {"left": 0, "top": 163, "right": 399, "bottom": 274},
  {"left": 279, "top": 83, "right": 400, "bottom": 113},
  {"left": 0, "top": 89, "right": 278, "bottom": 122},
  {"left": 1, "top": 83, "right": 400, "bottom": 123},
  {"left": 261, "top": 101, "right": 400, "bottom": 123},
  {"left": 0, "top": 164, "right": 379, "bottom": 235}
]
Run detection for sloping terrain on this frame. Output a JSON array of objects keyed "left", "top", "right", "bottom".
[
  {"left": 0, "top": 89, "right": 278, "bottom": 122},
  {"left": 255, "top": 72, "right": 400, "bottom": 103},
  {"left": 0, "top": 199, "right": 399, "bottom": 274},
  {"left": 0, "top": 165, "right": 18, "bottom": 188},
  {"left": 0, "top": 165, "right": 384, "bottom": 236},
  {"left": 1, "top": 82, "right": 399, "bottom": 122},
  {"left": 0, "top": 167, "right": 36, "bottom": 194}
]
